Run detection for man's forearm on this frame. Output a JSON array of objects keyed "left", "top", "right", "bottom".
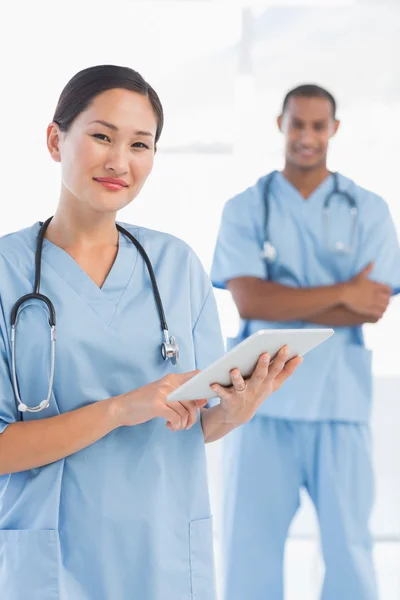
[
  {"left": 227, "top": 278, "right": 347, "bottom": 322},
  {"left": 307, "top": 306, "right": 377, "bottom": 326}
]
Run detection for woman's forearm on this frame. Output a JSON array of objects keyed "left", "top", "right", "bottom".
[
  {"left": 0, "top": 398, "right": 120, "bottom": 476},
  {"left": 200, "top": 404, "right": 240, "bottom": 443}
]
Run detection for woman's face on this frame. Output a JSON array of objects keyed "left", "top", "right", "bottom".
[{"left": 48, "top": 88, "right": 158, "bottom": 215}]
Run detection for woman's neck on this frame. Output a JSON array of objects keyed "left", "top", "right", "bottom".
[{"left": 45, "top": 196, "right": 119, "bottom": 249}]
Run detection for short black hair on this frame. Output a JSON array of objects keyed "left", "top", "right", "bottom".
[
  {"left": 53, "top": 65, "right": 164, "bottom": 146},
  {"left": 282, "top": 84, "right": 336, "bottom": 119}
]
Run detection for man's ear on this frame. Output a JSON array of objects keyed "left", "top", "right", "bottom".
[{"left": 331, "top": 119, "right": 340, "bottom": 138}]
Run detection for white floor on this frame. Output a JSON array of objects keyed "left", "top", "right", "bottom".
[{"left": 206, "top": 376, "right": 400, "bottom": 599}]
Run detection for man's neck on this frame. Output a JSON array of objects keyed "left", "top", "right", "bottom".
[{"left": 282, "top": 163, "right": 331, "bottom": 199}]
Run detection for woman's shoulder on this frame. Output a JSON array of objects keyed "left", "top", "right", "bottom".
[
  {"left": 119, "top": 221, "right": 189, "bottom": 246},
  {"left": 119, "top": 222, "right": 211, "bottom": 304},
  {"left": 0, "top": 223, "right": 36, "bottom": 265},
  {"left": 118, "top": 222, "right": 201, "bottom": 264}
]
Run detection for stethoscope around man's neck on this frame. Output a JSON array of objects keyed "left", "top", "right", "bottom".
[{"left": 261, "top": 170, "right": 358, "bottom": 263}]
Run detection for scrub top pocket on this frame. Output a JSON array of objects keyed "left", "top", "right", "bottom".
[{"left": 0, "top": 529, "right": 61, "bottom": 600}]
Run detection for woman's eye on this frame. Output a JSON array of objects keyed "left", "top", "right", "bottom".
[
  {"left": 92, "top": 133, "right": 110, "bottom": 142},
  {"left": 90, "top": 135, "right": 150, "bottom": 149}
]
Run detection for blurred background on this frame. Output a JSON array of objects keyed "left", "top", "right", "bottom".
[{"left": 1, "top": 1, "right": 399, "bottom": 597}]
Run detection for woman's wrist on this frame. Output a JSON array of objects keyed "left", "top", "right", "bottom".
[
  {"left": 201, "top": 403, "right": 243, "bottom": 444},
  {"left": 212, "top": 403, "right": 244, "bottom": 427},
  {"left": 104, "top": 394, "right": 127, "bottom": 429}
]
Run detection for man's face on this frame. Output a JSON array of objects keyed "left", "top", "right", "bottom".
[{"left": 278, "top": 96, "right": 340, "bottom": 170}]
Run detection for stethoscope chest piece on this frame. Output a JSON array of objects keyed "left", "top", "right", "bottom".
[
  {"left": 261, "top": 241, "right": 278, "bottom": 263},
  {"left": 161, "top": 331, "right": 179, "bottom": 366}
]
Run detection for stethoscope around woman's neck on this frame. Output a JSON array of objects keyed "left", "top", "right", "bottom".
[{"left": 10, "top": 216, "right": 179, "bottom": 414}]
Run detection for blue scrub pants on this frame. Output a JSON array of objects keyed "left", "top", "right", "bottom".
[{"left": 221, "top": 417, "right": 378, "bottom": 600}]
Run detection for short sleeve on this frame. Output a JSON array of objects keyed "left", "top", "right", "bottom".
[
  {"left": 210, "top": 188, "right": 267, "bottom": 290},
  {"left": 356, "top": 198, "right": 400, "bottom": 295},
  {"left": 0, "top": 310, "right": 18, "bottom": 434}
]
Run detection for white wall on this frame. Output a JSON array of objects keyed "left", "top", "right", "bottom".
[{"left": 1, "top": 2, "right": 399, "bottom": 597}]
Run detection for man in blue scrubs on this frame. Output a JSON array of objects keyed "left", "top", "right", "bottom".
[{"left": 211, "top": 84, "right": 400, "bottom": 600}]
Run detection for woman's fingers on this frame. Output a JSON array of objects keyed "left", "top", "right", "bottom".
[
  {"left": 162, "top": 402, "right": 189, "bottom": 430},
  {"left": 247, "top": 353, "right": 271, "bottom": 388},
  {"left": 179, "top": 401, "right": 200, "bottom": 429},
  {"left": 173, "top": 370, "right": 200, "bottom": 385},
  {"left": 210, "top": 383, "right": 231, "bottom": 402},
  {"left": 208, "top": 350, "right": 302, "bottom": 428},
  {"left": 171, "top": 402, "right": 191, "bottom": 429},
  {"left": 265, "top": 346, "right": 289, "bottom": 381},
  {"left": 271, "top": 356, "right": 303, "bottom": 391},
  {"left": 165, "top": 399, "right": 207, "bottom": 431},
  {"left": 226, "top": 348, "right": 288, "bottom": 393},
  {"left": 195, "top": 399, "right": 208, "bottom": 409},
  {"left": 210, "top": 372, "right": 247, "bottom": 401},
  {"left": 230, "top": 369, "right": 247, "bottom": 392},
  {"left": 160, "top": 405, "right": 184, "bottom": 430}
]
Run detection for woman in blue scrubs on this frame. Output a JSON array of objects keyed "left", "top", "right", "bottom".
[{"left": 0, "top": 65, "right": 301, "bottom": 600}]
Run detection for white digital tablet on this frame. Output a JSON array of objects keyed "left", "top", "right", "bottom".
[{"left": 167, "top": 328, "right": 334, "bottom": 402}]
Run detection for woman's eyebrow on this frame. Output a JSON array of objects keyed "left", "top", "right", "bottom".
[{"left": 89, "top": 120, "right": 154, "bottom": 137}]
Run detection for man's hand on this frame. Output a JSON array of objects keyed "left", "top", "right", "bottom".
[{"left": 341, "top": 262, "right": 392, "bottom": 321}]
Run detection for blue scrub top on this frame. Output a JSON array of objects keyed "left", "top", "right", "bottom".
[
  {"left": 211, "top": 172, "right": 400, "bottom": 422},
  {"left": 0, "top": 222, "right": 224, "bottom": 600}
]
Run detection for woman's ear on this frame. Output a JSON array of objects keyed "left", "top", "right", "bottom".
[{"left": 46, "top": 123, "right": 62, "bottom": 163}]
